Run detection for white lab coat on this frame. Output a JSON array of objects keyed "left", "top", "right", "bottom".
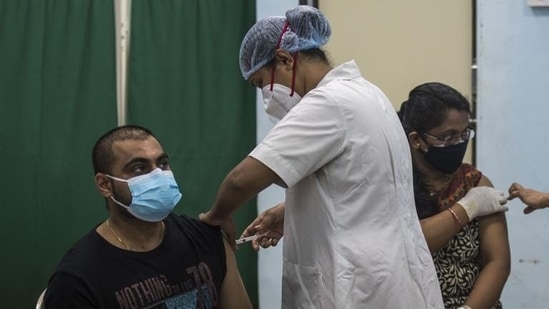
[{"left": 250, "top": 61, "right": 443, "bottom": 308}]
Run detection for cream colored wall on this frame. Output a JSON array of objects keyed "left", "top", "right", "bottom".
[{"left": 320, "top": 0, "right": 473, "bottom": 162}]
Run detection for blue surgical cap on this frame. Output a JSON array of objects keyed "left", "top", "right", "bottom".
[{"left": 239, "top": 5, "right": 332, "bottom": 80}]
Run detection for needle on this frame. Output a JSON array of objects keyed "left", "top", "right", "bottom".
[{"left": 235, "top": 235, "right": 260, "bottom": 245}]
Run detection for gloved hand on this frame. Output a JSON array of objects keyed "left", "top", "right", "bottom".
[{"left": 457, "top": 186, "right": 508, "bottom": 221}]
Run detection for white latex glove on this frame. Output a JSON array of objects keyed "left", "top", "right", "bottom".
[{"left": 457, "top": 186, "right": 508, "bottom": 221}]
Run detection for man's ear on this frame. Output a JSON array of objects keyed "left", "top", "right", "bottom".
[
  {"left": 95, "top": 173, "right": 113, "bottom": 198},
  {"left": 274, "top": 49, "right": 294, "bottom": 70}
]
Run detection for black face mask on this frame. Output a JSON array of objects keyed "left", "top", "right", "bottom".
[{"left": 423, "top": 140, "right": 468, "bottom": 174}]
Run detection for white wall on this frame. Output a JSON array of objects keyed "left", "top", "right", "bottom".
[
  {"left": 254, "top": 2, "right": 298, "bottom": 309},
  {"left": 477, "top": 2, "right": 549, "bottom": 308},
  {"left": 320, "top": 0, "right": 474, "bottom": 162},
  {"left": 320, "top": 0, "right": 472, "bottom": 109}
]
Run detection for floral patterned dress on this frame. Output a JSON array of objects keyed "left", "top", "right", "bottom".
[{"left": 430, "top": 164, "right": 502, "bottom": 309}]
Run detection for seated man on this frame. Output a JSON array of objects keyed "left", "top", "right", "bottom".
[{"left": 45, "top": 125, "right": 252, "bottom": 309}]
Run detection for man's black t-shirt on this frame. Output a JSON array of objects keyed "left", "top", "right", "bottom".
[{"left": 45, "top": 213, "right": 226, "bottom": 309}]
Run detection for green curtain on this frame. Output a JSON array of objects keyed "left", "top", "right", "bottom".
[
  {"left": 0, "top": 0, "right": 116, "bottom": 307},
  {"left": 128, "top": 0, "right": 258, "bottom": 306},
  {"left": 0, "top": 0, "right": 256, "bottom": 307}
]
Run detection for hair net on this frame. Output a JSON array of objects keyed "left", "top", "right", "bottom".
[{"left": 239, "top": 5, "right": 332, "bottom": 80}]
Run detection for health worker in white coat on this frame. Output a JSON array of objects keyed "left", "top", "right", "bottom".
[{"left": 200, "top": 5, "right": 444, "bottom": 309}]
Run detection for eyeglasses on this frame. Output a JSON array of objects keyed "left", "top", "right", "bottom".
[{"left": 422, "top": 127, "right": 475, "bottom": 148}]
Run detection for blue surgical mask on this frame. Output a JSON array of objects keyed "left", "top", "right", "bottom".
[{"left": 106, "top": 168, "right": 182, "bottom": 222}]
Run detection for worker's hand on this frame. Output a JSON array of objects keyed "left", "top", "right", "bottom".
[
  {"left": 508, "top": 182, "right": 549, "bottom": 214},
  {"left": 200, "top": 211, "right": 237, "bottom": 250},
  {"left": 240, "top": 203, "right": 285, "bottom": 252},
  {"left": 456, "top": 186, "right": 508, "bottom": 221}
]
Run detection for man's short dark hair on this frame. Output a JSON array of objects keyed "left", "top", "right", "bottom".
[{"left": 92, "top": 125, "right": 156, "bottom": 174}]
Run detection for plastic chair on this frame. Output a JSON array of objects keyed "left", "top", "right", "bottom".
[{"left": 36, "top": 289, "right": 46, "bottom": 309}]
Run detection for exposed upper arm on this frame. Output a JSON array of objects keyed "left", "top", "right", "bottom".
[
  {"left": 478, "top": 212, "right": 510, "bottom": 264},
  {"left": 477, "top": 175, "right": 511, "bottom": 266},
  {"left": 217, "top": 239, "right": 253, "bottom": 309}
]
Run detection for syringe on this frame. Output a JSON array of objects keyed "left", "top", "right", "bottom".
[{"left": 235, "top": 235, "right": 261, "bottom": 245}]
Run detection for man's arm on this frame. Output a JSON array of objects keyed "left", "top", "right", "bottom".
[{"left": 217, "top": 239, "right": 253, "bottom": 309}]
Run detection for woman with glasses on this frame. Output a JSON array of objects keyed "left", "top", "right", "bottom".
[{"left": 398, "top": 82, "right": 510, "bottom": 309}]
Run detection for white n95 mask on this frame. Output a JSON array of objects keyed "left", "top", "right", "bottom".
[{"left": 261, "top": 84, "right": 302, "bottom": 121}]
